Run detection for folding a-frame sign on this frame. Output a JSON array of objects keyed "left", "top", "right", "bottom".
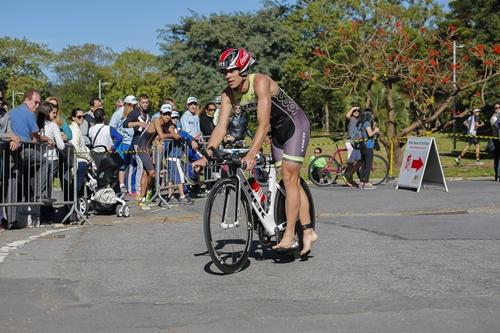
[{"left": 396, "top": 136, "right": 448, "bottom": 192}]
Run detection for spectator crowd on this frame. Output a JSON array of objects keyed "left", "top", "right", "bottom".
[
  {"left": 1, "top": 88, "right": 249, "bottom": 228},
  {"left": 1, "top": 88, "right": 498, "bottom": 229}
]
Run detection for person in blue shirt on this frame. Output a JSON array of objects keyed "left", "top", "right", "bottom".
[
  {"left": 110, "top": 99, "right": 135, "bottom": 193},
  {"left": 164, "top": 109, "right": 198, "bottom": 205},
  {"left": 9, "top": 89, "right": 54, "bottom": 204},
  {"left": 180, "top": 96, "right": 202, "bottom": 140}
]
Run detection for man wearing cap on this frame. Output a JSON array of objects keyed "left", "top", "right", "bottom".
[
  {"left": 212, "top": 96, "right": 222, "bottom": 126},
  {"left": 123, "top": 94, "right": 151, "bottom": 196},
  {"left": 110, "top": 96, "right": 136, "bottom": 193},
  {"left": 456, "top": 108, "right": 484, "bottom": 166},
  {"left": 181, "top": 97, "right": 202, "bottom": 140}
]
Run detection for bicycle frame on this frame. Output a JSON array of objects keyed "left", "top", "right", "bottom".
[
  {"left": 229, "top": 159, "right": 286, "bottom": 238},
  {"left": 326, "top": 143, "right": 347, "bottom": 173}
]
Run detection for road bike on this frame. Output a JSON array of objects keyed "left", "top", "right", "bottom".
[
  {"left": 203, "top": 148, "right": 315, "bottom": 274},
  {"left": 308, "top": 142, "right": 389, "bottom": 187}
]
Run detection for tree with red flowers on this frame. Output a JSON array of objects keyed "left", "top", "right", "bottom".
[{"left": 299, "top": 3, "right": 500, "bottom": 164}]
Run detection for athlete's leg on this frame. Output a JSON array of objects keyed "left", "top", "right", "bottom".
[
  {"left": 273, "top": 159, "right": 302, "bottom": 249},
  {"left": 298, "top": 181, "right": 318, "bottom": 255},
  {"left": 475, "top": 143, "right": 481, "bottom": 161}
]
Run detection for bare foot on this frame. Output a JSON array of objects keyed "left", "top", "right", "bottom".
[
  {"left": 272, "top": 236, "right": 297, "bottom": 250},
  {"left": 300, "top": 229, "right": 318, "bottom": 256}
]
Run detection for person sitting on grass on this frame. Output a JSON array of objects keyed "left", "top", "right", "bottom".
[{"left": 309, "top": 147, "right": 327, "bottom": 184}]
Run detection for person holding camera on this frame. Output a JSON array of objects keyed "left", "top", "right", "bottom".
[
  {"left": 358, "top": 108, "right": 379, "bottom": 190},
  {"left": 455, "top": 108, "right": 484, "bottom": 166}
]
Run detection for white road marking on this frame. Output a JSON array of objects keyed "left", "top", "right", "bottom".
[{"left": 0, "top": 227, "right": 77, "bottom": 263}]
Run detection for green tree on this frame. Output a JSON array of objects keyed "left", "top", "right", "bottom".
[
  {"left": 105, "top": 49, "right": 176, "bottom": 112},
  {"left": 157, "top": 2, "right": 294, "bottom": 107},
  {"left": 0, "top": 37, "right": 52, "bottom": 106},
  {"left": 445, "top": 0, "right": 500, "bottom": 104},
  {"left": 51, "top": 44, "right": 115, "bottom": 112}
]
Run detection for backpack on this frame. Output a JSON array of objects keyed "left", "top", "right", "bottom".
[{"left": 351, "top": 122, "right": 365, "bottom": 150}]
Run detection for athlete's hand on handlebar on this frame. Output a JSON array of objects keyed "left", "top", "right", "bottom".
[{"left": 241, "top": 152, "right": 256, "bottom": 171}]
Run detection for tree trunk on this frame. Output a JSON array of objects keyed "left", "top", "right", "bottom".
[
  {"left": 384, "top": 81, "right": 404, "bottom": 170},
  {"left": 323, "top": 102, "right": 330, "bottom": 134}
]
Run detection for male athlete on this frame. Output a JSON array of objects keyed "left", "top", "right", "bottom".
[{"left": 193, "top": 48, "right": 318, "bottom": 256}]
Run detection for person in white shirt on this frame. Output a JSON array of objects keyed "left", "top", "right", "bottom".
[
  {"left": 88, "top": 108, "right": 123, "bottom": 153},
  {"left": 456, "top": 108, "right": 484, "bottom": 166},
  {"left": 69, "top": 108, "right": 92, "bottom": 195}
]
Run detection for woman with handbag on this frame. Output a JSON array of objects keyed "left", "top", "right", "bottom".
[{"left": 358, "top": 108, "right": 380, "bottom": 190}]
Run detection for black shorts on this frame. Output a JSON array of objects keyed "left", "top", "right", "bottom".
[
  {"left": 467, "top": 136, "right": 479, "bottom": 145},
  {"left": 138, "top": 146, "right": 154, "bottom": 172}
]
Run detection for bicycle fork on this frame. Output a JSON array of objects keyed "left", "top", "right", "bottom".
[{"left": 220, "top": 179, "right": 241, "bottom": 230}]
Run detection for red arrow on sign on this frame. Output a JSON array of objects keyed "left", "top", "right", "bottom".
[{"left": 411, "top": 157, "right": 424, "bottom": 171}]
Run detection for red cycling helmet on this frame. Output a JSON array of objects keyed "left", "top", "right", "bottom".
[{"left": 217, "top": 48, "right": 255, "bottom": 76}]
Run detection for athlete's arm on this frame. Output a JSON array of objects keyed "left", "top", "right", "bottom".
[{"left": 247, "top": 74, "right": 271, "bottom": 158}]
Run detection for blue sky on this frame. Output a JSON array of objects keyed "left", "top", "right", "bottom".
[
  {"left": 2, "top": 0, "right": 449, "bottom": 55},
  {"left": 2, "top": 0, "right": 264, "bottom": 54}
]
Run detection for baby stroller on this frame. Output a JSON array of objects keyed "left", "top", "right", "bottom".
[{"left": 79, "top": 145, "right": 130, "bottom": 218}]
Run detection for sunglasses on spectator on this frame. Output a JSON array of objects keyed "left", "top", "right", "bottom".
[
  {"left": 207, "top": 108, "right": 216, "bottom": 111},
  {"left": 188, "top": 102, "right": 197, "bottom": 106},
  {"left": 172, "top": 116, "right": 179, "bottom": 119},
  {"left": 75, "top": 115, "right": 84, "bottom": 119}
]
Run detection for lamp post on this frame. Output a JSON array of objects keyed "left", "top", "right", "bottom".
[
  {"left": 452, "top": 41, "right": 463, "bottom": 152},
  {"left": 98, "top": 80, "right": 110, "bottom": 99}
]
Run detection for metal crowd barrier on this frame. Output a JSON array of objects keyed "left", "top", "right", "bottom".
[
  {"left": 0, "top": 139, "right": 88, "bottom": 228},
  {"left": 144, "top": 137, "right": 246, "bottom": 208}
]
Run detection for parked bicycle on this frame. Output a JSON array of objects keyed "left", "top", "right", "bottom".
[
  {"left": 308, "top": 141, "right": 389, "bottom": 187},
  {"left": 203, "top": 148, "right": 315, "bottom": 274}
]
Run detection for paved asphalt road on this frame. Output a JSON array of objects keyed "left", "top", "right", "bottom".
[{"left": 1, "top": 180, "right": 499, "bottom": 332}]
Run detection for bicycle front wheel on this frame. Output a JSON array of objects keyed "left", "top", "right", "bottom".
[
  {"left": 204, "top": 178, "right": 253, "bottom": 274},
  {"left": 308, "top": 155, "right": 340, "bottom": 187},
  {"left": 354, "top": 154, "right": 389, "bottom": 185}
]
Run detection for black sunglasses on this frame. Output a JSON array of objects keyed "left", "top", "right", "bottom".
[
  {"left": 75, "top": 115, "right": 84, "bottom": 119},
  {"left": 207, "top": 108, "right": 216, "bottom": 111}
]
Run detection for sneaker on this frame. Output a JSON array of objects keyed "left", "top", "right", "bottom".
[
  {"left": 139, "top": 202, "right": 152, "bottom": 210},
  {"left": 138, "top": 198, "right": 152, "bottom": 209},
  {"left": 455, "top": 158, "right": 461, "bottom": 166},
  {"left": 168, "top": 196, "right": 179, "bottom": 205},
  {"left": 475, "top": 160, "right": 484, "bottom": 165},
  {"left": 179, "top": 196, "right": 194, "bottom": 205},
  {"left": 359, "top": 182, "right": 376, "bottom": 190},
  {"left": 145, "top": 190, "right": 153, "bottom": 202}
]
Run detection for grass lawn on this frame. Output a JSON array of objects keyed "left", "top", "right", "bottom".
[{"left": 302, "top": 133, "right": 495, "bottom": 180}]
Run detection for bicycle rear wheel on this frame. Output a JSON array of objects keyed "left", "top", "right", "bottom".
[
  {"left": 354, "top": 154, "right": 389, "bottom": 185},
  {"left": 204, "top": 178, "right": 253, "bottom": 274},
  {"left": 308, "top": 155, "right": 340, "bottom": 187}
]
